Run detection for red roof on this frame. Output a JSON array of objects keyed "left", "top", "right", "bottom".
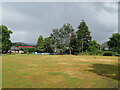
[{"left": 17, "top": 46, "right": 34, "bottom": 48}]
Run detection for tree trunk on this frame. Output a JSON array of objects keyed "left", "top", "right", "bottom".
[
  {"left": 69, "top": 43, "right": 72, "bottom": 55},
  {"left": 79, "top": 49, "right": 80, "bottom": 54},
  {"left": 69, "top": 47, "right": 71, "bottom": 55},
  {"left": 81, "top": 38, "right": 83, "bottom": 53}
]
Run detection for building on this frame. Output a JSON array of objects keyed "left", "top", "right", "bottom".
[
  {"left": 16, "top": 46, "right": 33, "bottom": 48},
  {"left": 10, "top": 46, "right": 24, "bottom": 54},
  {"left": 10, "top": 42, "right": 35, "bottom": 54}
]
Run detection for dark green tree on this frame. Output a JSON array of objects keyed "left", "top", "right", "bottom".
[
  {"left": 0, "top": 26, "right": 2, "bottom": 53},
  {"left": 88, "top": 40, "right": 100, "bottom": 55},
  {"left": 70, "top": 32, "right": 77, "bottom": 55},
  {"left": 76, "top": 20, "right": 92, "bottom": 53},
  {"left": 44, "top": 37, "right": 53, "bottom": 53},
  {"left": 107, "top": 33, "right": 120, "bottom": 53},
  {"left": 36, "top": 35, "right": 45, "bottom": 52},
  {"left": 0, "top": 25, "right": 12, "bottom": 53},
  {"left": 23, "top": 48, "right": 36, "bottom": 54}
]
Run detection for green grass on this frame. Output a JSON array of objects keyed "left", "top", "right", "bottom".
[
  {"left": 48, "top": 72, "right": 69, "bottom": 76},
  {"left": 2, "top": 54, "right": 119, "bottom": 88}
]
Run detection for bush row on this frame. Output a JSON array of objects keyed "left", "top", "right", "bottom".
[
  {"left": 103, "top": 51, "right": 120, "bottom": 56},
  {"left": 80, "top": 51, "right": 120, "bottom": 56}
]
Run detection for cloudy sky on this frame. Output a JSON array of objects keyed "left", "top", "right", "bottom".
[{"left": 1, "top": 2, "right": 118, "bottom": 44}]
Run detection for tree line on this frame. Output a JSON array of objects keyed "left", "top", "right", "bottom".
[
  {"left": 36, "top": 20, "right": 95, "bottom": 55},
  {"left": 35, "top": 20, "right": 120, "bottom": 55},
  {"left": 0, "top": 20, "right": 120, "bottom": 56}
]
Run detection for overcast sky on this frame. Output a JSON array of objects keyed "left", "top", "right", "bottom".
[{"left": 1, "top": 2, "right": 118, "bottom": 44}]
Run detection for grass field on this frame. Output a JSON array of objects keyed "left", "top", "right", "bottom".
[{"left": 2, "top": 54, "right": 119, "bottom": 88}]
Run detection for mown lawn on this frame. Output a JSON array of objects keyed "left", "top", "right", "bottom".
[{"left": 2, "top": 54, "right": 119, "bottom": 88}]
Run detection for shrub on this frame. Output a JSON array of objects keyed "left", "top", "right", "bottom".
[
  {"left": 80, "top": 50, "right": 104, "bottom": 56},
  {"left": 23, "top": 48, "right": 36, "bottom": 53},
  {"left": 114, "top": 54, "right": 120, "bottom": 56},
  {"left": 103, "top": 51, "right": 113, "bottom": 56},
  {"left": 112, "top": 52, "right": 120, "bottom": 56}
]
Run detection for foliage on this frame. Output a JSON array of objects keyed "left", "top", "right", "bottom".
[
  {"left": 44, "top": 37, "right": 53, "bottom": 53},
  {"left": 76, "top": 20, "right": 92, "bottom": 53},
  {"left": 107, "top": 33, "right": 120, "bottom": 53},
  {"left": 50, "top": 23, "right": 75, "bottom": 54},
  {"left": 36, "top": 35, "right": 45, "bottom": 52},
  {"left": 112, "top": 52, "right": 120, "bottom": 56},
  {"left": 88, "top": 40, "right": 100, "bottom": 55},
  {"left": 60, "top": 23, "right": 75, "bottom": 54},
  {"left": 50, "top": 29, "right": 61, "bottom": 53},
  {"left": 0, "top": 25, "right": 12, "bottom": 53},
  {"left": 23, "top": 48, "right": 36, "bottom": 53},
  {"left": 70, "top": 33, "right": 78, "bottom": 55},
  {"left": 103, "top": 51, "right": 113, "bottom": 56}
]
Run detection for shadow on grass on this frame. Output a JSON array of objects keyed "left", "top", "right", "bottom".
[{"left": 86, "top": 63, "right": 119, "bottom": 81}]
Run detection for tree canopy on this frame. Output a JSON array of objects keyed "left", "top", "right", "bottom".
[
  {"left": 76, "top": 20, "right": 92, "bottom": 53},
  {"left": 107, "top": 33, "right": 120, "bottom": 53},
  {"left": 50, "top": 23, "right": 75, "bottom": 54},
  {"left": 36, "top": 35, "right": 45, "bottom": 52},
  {"left": 0, "top": 25, "right": 12, "bottom": 53},
  {"left": 88, "top": 40, "right": 100, "bottom": 55},
  {"left": 44, "top": 37, "right": 53, "bottom": 53}
]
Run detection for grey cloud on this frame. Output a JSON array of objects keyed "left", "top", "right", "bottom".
[
  {"left": 2, "top": 2, "right": 118, "bottom": 44},
  {"left": 93, "top": 2, "right": 118, "bottom": 13}
]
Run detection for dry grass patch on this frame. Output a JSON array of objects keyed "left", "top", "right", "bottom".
[{"left": 2, "top": 54, "right": 118, "bottom": 88}]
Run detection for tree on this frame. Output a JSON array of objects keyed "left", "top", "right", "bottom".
[
  {"left": 88, "top": 40, "right": 100, "bottom": 55},
  {"left": 44, "top": 37, "right": 53, "bottom": 53},
  {"left": 50, "top": 29, "right": 61, "bottom": 53},
  {"left": 0, "top": 25, "right": 12, "bottom": 53},
  {"left": 76, "top": 20, "right": 92, "bottom": 53},
  {"left": 0, "top": 27, "right": 2, "bottom": 53},
  {"left": 60, "top": 23, "right": 75, "bottom": 54},
  {"left": 107, "top": 33, "right": 120, "bottom": 53},
  {"left": 36, "top": 35, "right": 45, "bottom": 52},
  {"left": 50, "top": 23, "right": 75, "bottom": 54},
  {"left": 70, "top": 32, "right": 77, "bottom": 55},
  {"left": 23, "top": 48, "right": 36, "bottom": 54}
]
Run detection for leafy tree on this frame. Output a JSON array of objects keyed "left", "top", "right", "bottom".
[
  {"left": 50, "top": 29, "right": 61, "bottom": 53},
  {"left": 88, "top": 40, "right": 100, "bottom": 55},
  {"left": 76, "top": 20, "right": 92, "bottom": 53},
  {"left": 107, "top": 33, "right": 120, "bottom": 53},
  {"left": 70, "top": 32, "right": 78, "bottom": 55},
  {"left": 60, "top": 23, "right": 75, "bottom": 54},
  {"left": 44, "top": 37, "right": 53, "bottom": 53},
  {"left": 0, "top": 25, "right": 12, "bottom": 53},
  {"left": 36, "top": 35, "right": 45, "bottom": 52},
  {"left": 23, "top": 48, "right": 36, "bottom": 54},
  {"left": 51, "top": 23, "right": 75, "bottom": 54},
  {"left": 0, "top": 27, "right": 2, "bottom": 53}
]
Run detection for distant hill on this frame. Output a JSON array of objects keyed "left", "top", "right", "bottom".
[{"left": 12, "top": 42, "right": 35, "bottom": 46}]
